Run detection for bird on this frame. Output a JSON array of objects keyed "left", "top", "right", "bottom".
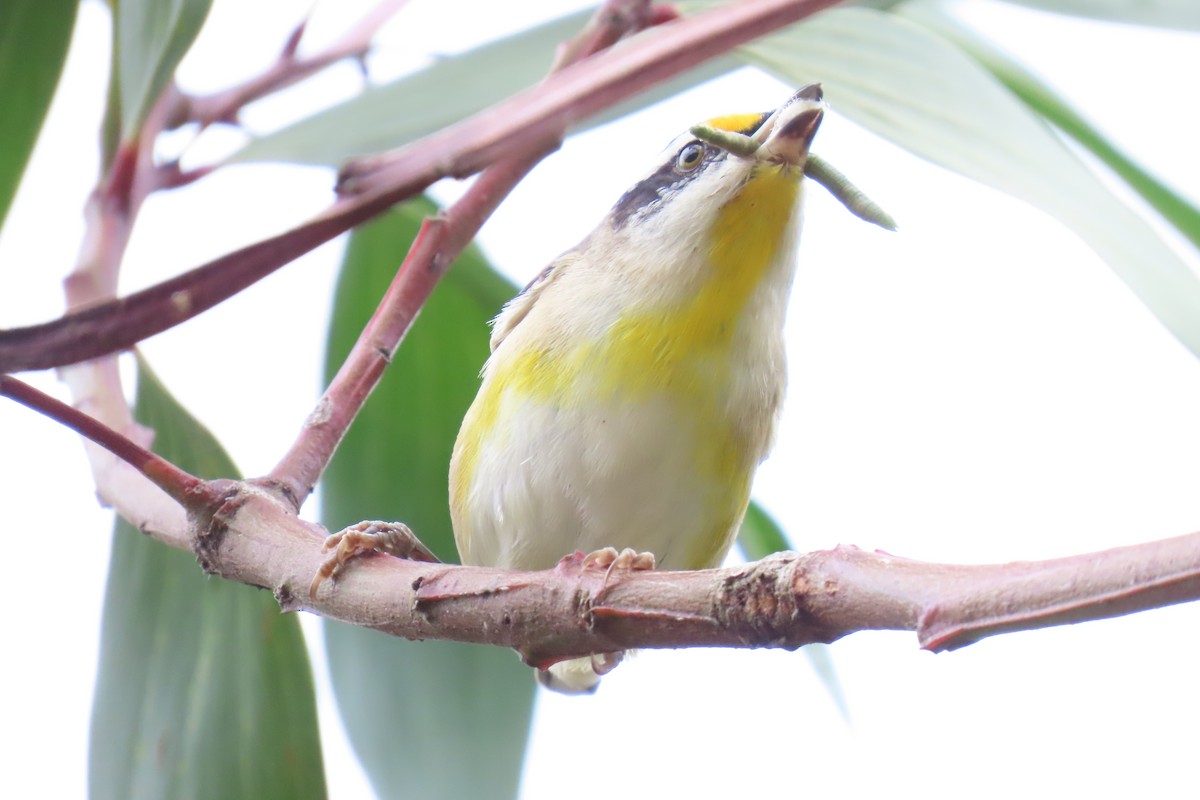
[{"left": 449, "top": 84, "right": 830, "bottom": 693}]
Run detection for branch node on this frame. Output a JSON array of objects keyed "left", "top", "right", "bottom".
[
  {"left": 275, "top": 582, "right": 301, "bottom": 613},
  {"left": 192, "top": 479, "right": 242, "bottom": 573},
  {"left": 253, "top": 475, "right": 306, "bottom": 512},
  {"left": 716, "top": 551, "right": 803, "bottom": 647}
]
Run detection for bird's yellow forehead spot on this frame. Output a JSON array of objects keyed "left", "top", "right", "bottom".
[{"left": 704, "top": 112, "right": 767, "bottom": 135}]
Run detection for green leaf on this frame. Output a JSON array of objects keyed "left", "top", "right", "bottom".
[
  {"left": 235, "top": 9, "right": 592, "bottom": 166},
  {"left": 737, "top": 501, "right": 792, "bottom": 559},
  {"left": 321, "top": 199, "right": 534, "bottom": 800},
  {"left": 233, "top": 7, "right": 738, "bottom": 167},
  {"left": 904, "top": 2, "right": 1200, "bottom": 250},
  {"left": 738, "top": 502, "right": 849, "bottom": 721},
  {"left": 0, "top": 0, "right": 78, "bottom": 235},
  {"left": 89, "top": 359, "right": 325, "bottom": 800},
  {"left": 996, "top": 0, "right": 1200, "bottom": 31},
  {"left": 729, "top": 5, "right": 1200, "bottom": 360},
  {"left": 114, "top": 0, "right": 213, "bottom": 137}
]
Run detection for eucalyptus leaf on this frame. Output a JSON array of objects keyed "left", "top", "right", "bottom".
[
  {"left": 114, "top": 0, "right": 213, "bottom": 136},
  {"left": 233, "top": 7, "right": 738, "bottom": 167},
  {"left": 0, "top": 0, "right": 78, "bottom": 235},
  {"left": 89, "top": 359, "right": 324, "bottom": 800},
  {"left": 997, "top": 0, "right": 1200, "bottom": 31},
  {"left": 727, "top": 5, "right": 1200, "bottom": 359},
  {"left": 737, "top": 501, "right": 793, "bottom": 558},
  {"left": 903, "top": 0, "right": 1200, "bottom": 249},
  {"left": 235, "top": 9, "right": 592, "bottom": 166},
  {"left": 321, "top": 199, "right": 534, "bottom": 800}
]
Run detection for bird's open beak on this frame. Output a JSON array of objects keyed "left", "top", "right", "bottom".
[{"left": 755, "top": 83, "right": 824, "bottom": 165}]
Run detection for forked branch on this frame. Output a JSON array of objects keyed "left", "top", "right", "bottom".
[
  {"left": 0, "top": 0, "right": 844, "bottom": 374},
  {"left": 5, "top": 373, "right": 1197, "bottom": 665}
]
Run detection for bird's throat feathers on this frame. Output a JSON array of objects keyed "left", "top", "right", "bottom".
[
  {"left": 483, "top": 163, "right": 805, "bottom": 402},
  {"left": 605, "top": 163, "right": 804, "bottom": 377},
  {"left": 705, "top": 164, "right": 802, "bottom": 329}
]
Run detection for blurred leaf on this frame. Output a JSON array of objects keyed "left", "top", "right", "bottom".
[
  {"left": 996, "top": 0, "right": 1200, "bottom": 30},
  {"left": 724, "top": 5, "right": 1200, "bottom": 359},
  {"left": 235, "top": 9, "right": 591, "bottom": 166},
  {"left": 739, "top": 502, "right": 849, "bottom": 721},
  {"left": 0, "top": 0, "right": 78, "bottom": 235},
  {"left": 737, "top": 500, "right": 792, "bottom": 559},
  {"left": 321, "top": 199, "right": 534, "bottom": 800},
  {"left": 114, "top": 0, "right": 212, "bottom": 136},
  {"left": 101, "top": 35, "right": 123, "bottom": 172},
  {"left": 581, "top": 55, "right": 740, "bottom": 132},
  {"left": 905, "top": 1, "right": 1200, "bottom": 249},
  {"left": 233, "top": 7, "right": 738, "bottom": 167},
  {"left": 89, "top": 359, "right": 325, "bottom": 800}
]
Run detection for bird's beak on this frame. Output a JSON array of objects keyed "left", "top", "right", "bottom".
[{"left": 755, "top": 83, "right": 824, "bottom": 165}]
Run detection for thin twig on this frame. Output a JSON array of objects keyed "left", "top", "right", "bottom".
[
  {"left": 0, "top": 375, "right": 204, "bottom": 504},
  {"left": 186, "top": 0, "right": 411, "bottom": 127}
]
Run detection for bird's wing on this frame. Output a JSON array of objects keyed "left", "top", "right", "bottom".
[{"left": 488, "top": 250, "right": 577, "bottom": 352}]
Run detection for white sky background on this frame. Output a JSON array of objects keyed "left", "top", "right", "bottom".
[{"left": 2, "top": 0, "right": 1200, "bottom": 797}]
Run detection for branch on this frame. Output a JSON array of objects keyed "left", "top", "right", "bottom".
[
  {"left": 54, "top": 83, "right": 205, "bottom": 541},
  {"left": 336, "top": 0, "right": 843, "bottom": 195},
  {"left": 185, "top": 0, "right": 411, "bottom": 127},
  {"left": 6, "top": 369, "right": 1198, "bottom": 668},
  {"left": 196, "top": 481, "right": 1200, "bottom": 667},
  {"left": 266, "top": 152, "right": 557, "bottom": 505},
  {"left": 267, "top": 0, "right": 670, "bottom": 504},
  {"left": 0, "top": 0, "right": 844, "bottom": 374},
  {"left": 0, "top": 375, "right": 203, "bottom": 505}
]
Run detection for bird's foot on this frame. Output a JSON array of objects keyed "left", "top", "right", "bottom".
[
  {"left": 309, "top": 520, "right": 437, "bottom": 599},
  {"left": 582, "top": 546, "right": 657, "bottom": 571},
  {"left": 581, "top": 546, "right": 656, "bottom": 590}
]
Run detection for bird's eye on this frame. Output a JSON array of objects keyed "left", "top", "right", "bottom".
[{"left": 675, "top": 142, "right": 705, "bottom": 172}]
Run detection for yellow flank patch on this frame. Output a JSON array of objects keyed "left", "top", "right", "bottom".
[
  {"left": 705, "top": 112, "right": 767, "bottom": 135},
  {"left": 682, "top": 476, "right": 754, "bottom": 568},
  {"left": 451, "top": 343, "right": 580, "bottom": 514}
]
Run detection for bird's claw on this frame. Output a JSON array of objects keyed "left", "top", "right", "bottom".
[{"left": 309, "top": 520, "right": 436, "bottom": 599}]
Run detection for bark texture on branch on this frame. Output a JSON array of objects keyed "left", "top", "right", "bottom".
[{"left": 192, "top": 480, "right": 1200, "bottom": 668}]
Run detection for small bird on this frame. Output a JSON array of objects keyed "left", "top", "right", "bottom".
[{"left": 449, "top": 85, "right": 830, "bottom": 693}]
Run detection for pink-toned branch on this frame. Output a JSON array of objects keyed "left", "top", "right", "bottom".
[
  {"left": 336, "top": 0, "right": 843, "bottom": 194},
  {"left": 57, "top": 83, "right": 195, "bottom": 540},
  {"left": 196, "top": 481, "right": 1200, "bottom": 667},
  {"left": 185, "top": 0, "right": 410, "bottom": 127},
  {"left": 0, "top": 0, "right": 843, "bottom": 374},
  {"left": 266, "top": 153, "right": 557, "bottom": 504},
  {"left": 0, "top": 375, "right": 203, "bottom": 505},
  {"left": 6, "top": 358, "right": 1199, "bottom": 667},
  {"left": 268, "top": 0, "right": 669, "bottom": 505}
]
